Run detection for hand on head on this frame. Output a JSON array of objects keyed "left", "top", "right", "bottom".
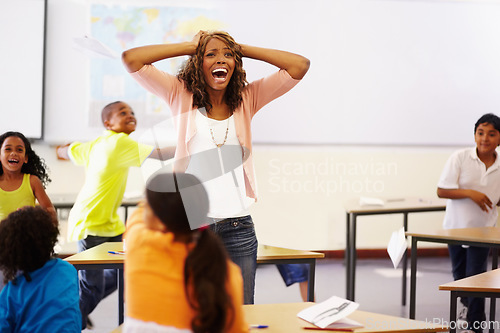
[{"left": 191, "top": 30, "right": 206, "bottom": 45}]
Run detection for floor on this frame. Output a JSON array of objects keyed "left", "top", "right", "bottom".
[{"left": 81, "top": 256, "right": 499, "bottom": 332}]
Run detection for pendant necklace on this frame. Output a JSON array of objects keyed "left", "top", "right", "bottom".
[{"left": 210, "top": 118, "right": 230, "bottom": 148}]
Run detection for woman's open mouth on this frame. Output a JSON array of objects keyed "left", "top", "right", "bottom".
[{"left": 212, "top": 68, "right": 228, "bottom": 83}]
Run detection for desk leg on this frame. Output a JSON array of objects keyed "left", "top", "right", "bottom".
[
  {"left": 409, "top": 237, "right": 418, "bottom": 319},
  {"left": 346, "top": 214, "right": 357, "bottom": 301},
  {"left": 490, "top": 248, "right": 498, "bottom": 333},
  {"left": 489, "top": 297, "right": 496, "bottom": 333},
  {"left": 307, "top": 258, "right": 316, "bottom": 302},
  {"left": 450, "top": 291, "right": 457, "bottom": 333},
  {"left": 118, "top": 269, "right": 124, "bottom": 325},
  {"left": 402, "top": 213, "right": 408, "bottom": 306},
  {"left": 345, "top": 213, "right": 351, "bottom": 300}
]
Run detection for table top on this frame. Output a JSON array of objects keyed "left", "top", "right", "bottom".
[
  {"left": 64, "top": 242, "right": 124, "bottom": 265},
  {"left": 246, "top": 303, "right": 447, "bottom": 333},
  {"left": 439, "top": 268, "right": 500, "bottom": 293},
  {"left": 64, "top": 242, "right": 324, "bottom": 266},
  {"left": 257, "top": 244, "right": 324, "bottom": 262},
  {"left": 109, "top": 302, "right": 447, "bottom": 333},
  {"left": 344, "top": 197, "right": 446, "bottom": 215},
  {"left": 406, "top": 227, "right": 500, "bottom": 245}
]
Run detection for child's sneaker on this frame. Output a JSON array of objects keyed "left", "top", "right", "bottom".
[{"left": 456, "top": 306, "right": 468, "bottom": 329}]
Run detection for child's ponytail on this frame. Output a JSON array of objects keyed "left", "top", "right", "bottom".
[{"left": 184, "top": 228, "right": 233, "bottom": 333}]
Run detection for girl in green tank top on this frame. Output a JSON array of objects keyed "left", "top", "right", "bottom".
[{"left": 0, "top": 131, "right": 56, "bottom": 221}]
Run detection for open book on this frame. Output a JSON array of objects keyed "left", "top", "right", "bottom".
[{"left": 297, "top": 295, "right": 363, "bottom": 330}]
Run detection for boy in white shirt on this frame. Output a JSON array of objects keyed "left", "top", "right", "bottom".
[{"left": 437, "top": 113, "right": 500, "bottom": 333}]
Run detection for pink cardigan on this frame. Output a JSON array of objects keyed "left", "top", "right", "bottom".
[{"left": 131, "top": 65, "right": 300, "bottom": 199}]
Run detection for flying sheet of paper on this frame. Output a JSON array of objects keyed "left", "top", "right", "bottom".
[
  {"left": 72, "top": 35, "right": 118, "bottom": 59},
  {"left": 387, "top": 227, "right": 407, "bottom": 268}
]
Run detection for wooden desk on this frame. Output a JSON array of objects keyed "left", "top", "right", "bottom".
[
  {"left": 50, "top": 194, "right": 141, "bottom": 221},
  {"left": 109, "top": 302, "right": 448, "bottom": 333},
  {"left": 407, "top": 227, "right": 500, "bottom": 320},
  {"left": 344, "top": 197, "right": 446, "bottom": 303},
  {"left": 65, "top": 243, "right": 324, "bottom": 325},
  {"left": 439, "top": 268, "right": 500, "bottom": 333},
  {"left": 64, "top": 242, "right": 125, "bottom": 325}
]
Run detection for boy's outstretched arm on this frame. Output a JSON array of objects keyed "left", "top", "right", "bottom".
[
  {"left": 437, "top": 187, "right": 493, "bottom": 212},
  {"left": 149, "top": 146, "right": 176, "bottom": 161}
]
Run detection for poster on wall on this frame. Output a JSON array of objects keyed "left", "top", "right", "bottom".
[{"left": 87, "top": 4, "right": 229, "bottom": 144}]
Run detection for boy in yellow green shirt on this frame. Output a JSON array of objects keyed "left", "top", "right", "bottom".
[{"left": 57, "top": 101, "right": 174, "bottom": 329}]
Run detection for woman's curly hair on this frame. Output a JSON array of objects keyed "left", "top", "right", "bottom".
[
  {"left": 0, "top": 206, "right": 59, "bottom": 284},
  {"left": 0, "top": 131, "right": 51, "bottom": 188},
  {"left": 177, "top": 31, "right": 247, "bottom": 113}
]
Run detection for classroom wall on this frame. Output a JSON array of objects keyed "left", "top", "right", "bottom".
[
  {"left": 37, "top": 142, "right": 463, "bottom": 251},
  {"left": 42, "top": 0, "right": 500, "bottom": 146},
  {"left": 38, "top": 0, "right": 498, "bottom": 253}
]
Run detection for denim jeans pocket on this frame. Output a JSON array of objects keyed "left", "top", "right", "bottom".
[
  {"left": 215, "top": 215, "right": 257, "bottom": 256},
  {"left": 228, "top": 215, "right": 254, "bottom": 228}
]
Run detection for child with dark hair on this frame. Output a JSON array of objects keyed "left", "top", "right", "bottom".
[
  {"left": 0, "top": 206, "right": 81, "bottom": 332},
  {"left": 0, "top": 131, "right": 56, "bottom": 291},
  {"left": 437, "top": 113, "right": 500, "bottom": 333},
  {"left": 0, "top": 131, "right": 55, "bottom": 221},
  {"left": 124, "top": 172, "right": 248, "bottom": 333},
  {"left": 56, "top": 101, "right": 174, "bottom": 329}
]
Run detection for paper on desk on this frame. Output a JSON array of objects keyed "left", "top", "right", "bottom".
[
  {"left": 324, "top": 317, "right": 364, "bottom": 330},
  {"left": 359, "top": 196, "right": 385, "bottom": 206},
  {"left": 387, "top": 227, "right": 407, "bottom": 269},
  {"left": 297, "top": 295, "right": 361, "bottom": 329}
]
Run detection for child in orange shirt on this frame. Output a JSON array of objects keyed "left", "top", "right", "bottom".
[{"left": 124, "top": 172, "right": 248, "bottom": 333}]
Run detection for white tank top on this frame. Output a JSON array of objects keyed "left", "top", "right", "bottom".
[{"left": 186, "top": 110, "right": 254, "bottom": 219}]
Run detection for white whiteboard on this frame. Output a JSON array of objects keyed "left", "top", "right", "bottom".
[
  {"left": 242, "top": 0, "right": 500, "bottom": 146},
  {"left": 0, "top": 0, "right": 46, "bottom": 139},
  {"left": 43, "top": 0, "right": 500, "bottom": 146}
]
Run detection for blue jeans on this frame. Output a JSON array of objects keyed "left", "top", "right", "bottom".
[
  {"left": 78, "top": 234, "right": 122, "bottom": 329},
  {"left": 448, "top": 244, "right": 490, "bottom": 333},
  {"left": 210, "top": 215, "right": 258, "bottom": 304},
  {"left": 277, "top": 264, "right": 309, "bottom": 287}
]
